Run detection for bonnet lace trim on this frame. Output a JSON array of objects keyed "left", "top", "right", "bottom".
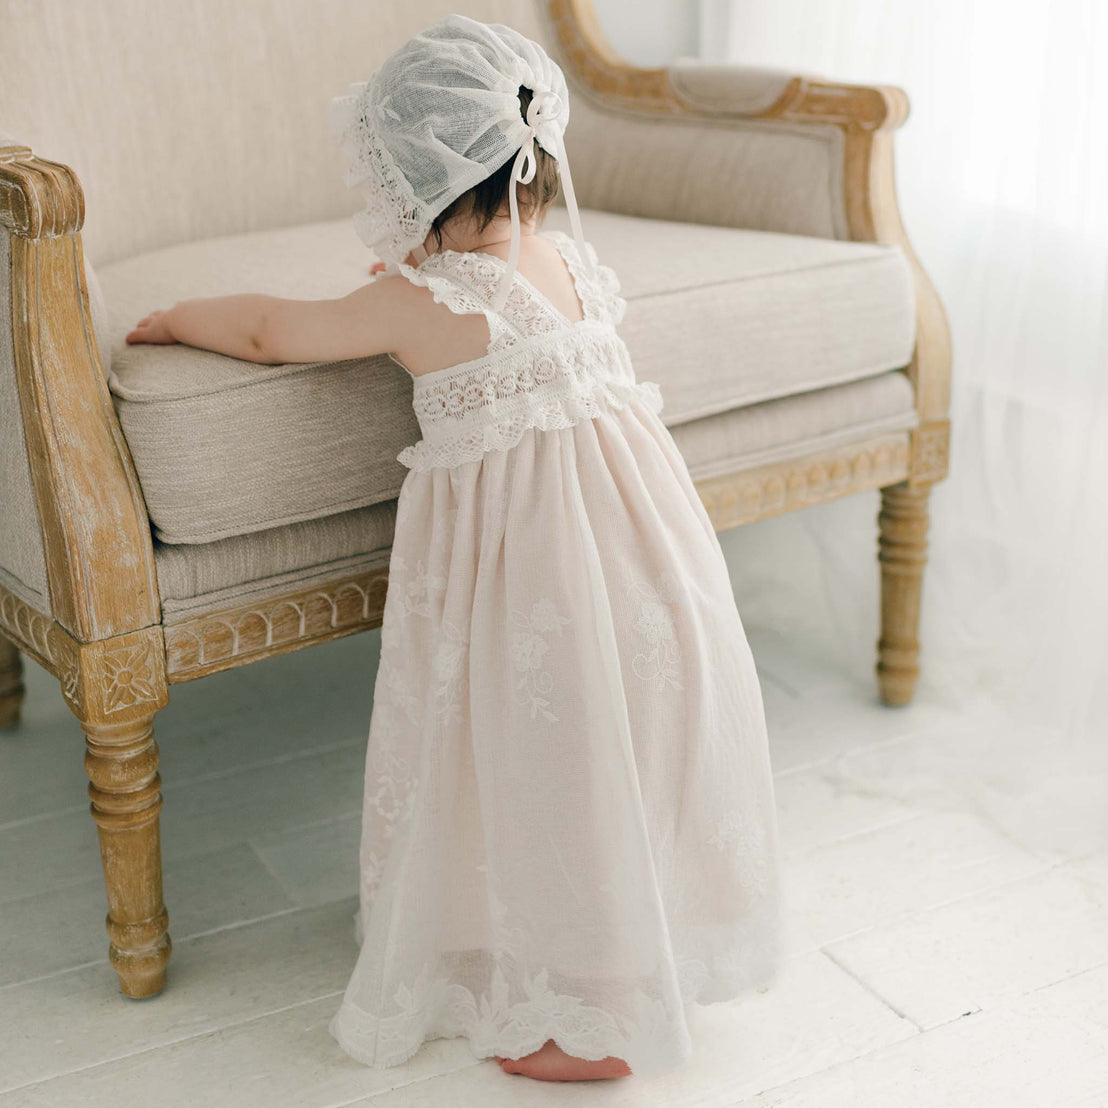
[{"left": 330, "top": 82, "right": 434, "bottom": 263}]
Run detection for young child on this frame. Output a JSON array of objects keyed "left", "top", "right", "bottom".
[{"left": 127, "top": 14, "right": 782, "bottom": 1084}]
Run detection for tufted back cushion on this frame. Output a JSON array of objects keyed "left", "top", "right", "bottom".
[{"left": 0, "top": 0, "right": 547, "bottom": 267}]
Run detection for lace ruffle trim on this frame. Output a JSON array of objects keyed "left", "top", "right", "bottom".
[
  {"left": 330, "top": 82, "right": 433, "bottom": 264},
  {"left": 398, "top": 375, "right": 664, "bottom": 472},
  {"left": 387, "top": 258, "right": 532, "bottom": 356},
  {"left": 388, "top": 258, "right": 491, "bottom": 321},
  {"left": 547, "top": 231, "right": 627, "bottom": 326},
  {"left": 388, "top": 250, "right": 579, "bottom": 357}
]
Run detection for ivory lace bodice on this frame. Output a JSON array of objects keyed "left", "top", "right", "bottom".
[{"left": 389, "top": 231, "right": 664, "bottom": 471}]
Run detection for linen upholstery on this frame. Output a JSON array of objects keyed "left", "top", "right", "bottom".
[
  {"left": 154, "top": 369, "right": 918, "bottom": 619},
  {"left": 155, "top": 501, "right": 397, "bottom": 619},
  {"left": 0, "top": 0, "right": 850, "bottom": 269},
  {"left": 0, "top": 229, "right": 52, "bottom": 617},
  {"left": 97, "top": 208, "right": 914, "bottom": 546},
  {"left": 562, "top": 99, "right": 846, "bottom": 240},
  {"left": 672, "top": 370, "right": 916, "bottom": 482}
]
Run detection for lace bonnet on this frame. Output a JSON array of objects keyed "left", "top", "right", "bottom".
[{"left": 329, "top": 13, "right": 594, "bottom": 310}]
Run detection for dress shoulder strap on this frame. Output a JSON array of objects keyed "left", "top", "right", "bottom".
[
  {"left": 390, "top": 247, "right": 578, "bottom": 348},
  {"left": 545, "top": 231, "right": 627, "bottom": 327},
  {"left": 386, "top": 254, "right": 519, "bottom": 355},
  {"left": 386, "top": 234, "right": 625, "bottom": 359}
]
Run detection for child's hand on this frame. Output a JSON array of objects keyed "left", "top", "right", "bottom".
[
  {"left": 126, "top": 310, "right": 178, "bottom": 345},
  {"left": 368, "top": 261, "right": 386, "bottom": 276}
]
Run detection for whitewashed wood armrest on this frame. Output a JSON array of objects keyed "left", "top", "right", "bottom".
[{"left": 0, "top": 141, "right": 161, "bottom": 645}]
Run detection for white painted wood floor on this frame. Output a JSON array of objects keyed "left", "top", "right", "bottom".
[{"left": 2, "top": 555, "right": 1107, "bottom": 1104}]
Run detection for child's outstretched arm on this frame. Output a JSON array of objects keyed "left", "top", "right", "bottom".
[{"left": 126, "top": 276, "right": 419, "bottom": 365}]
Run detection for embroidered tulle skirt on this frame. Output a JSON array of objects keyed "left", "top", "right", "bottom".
[{"left": 328, "top": 389, "right": 783, "bottom": 1078}]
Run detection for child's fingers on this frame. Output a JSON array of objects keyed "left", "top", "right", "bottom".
[
  {"left": 126, "top": 310, "right": 175, "bottom": 345},
  {"left": 368, "top": 261, "right": 386, "bottom": 275}
]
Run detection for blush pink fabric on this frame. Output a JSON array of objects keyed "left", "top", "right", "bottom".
[{"left": 328, "top": 232, "right": 783, "bottom": 1078}]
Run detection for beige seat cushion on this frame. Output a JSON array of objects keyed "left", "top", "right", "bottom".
[
  {"left": 156, "top": 370, "right": 918, "bottom": 619},
  {"left": 98, "top": 209, "right": 915, "bottom": 545}
]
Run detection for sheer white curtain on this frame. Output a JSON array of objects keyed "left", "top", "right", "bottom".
[{"left": 703, "top": 0, "right": 1108, "bottom": 739}]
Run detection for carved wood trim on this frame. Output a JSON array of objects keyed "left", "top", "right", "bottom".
[
  {"left": 908, "top": 419, "right": 951, "bottom": 488},
  {"left": 2, "top": 146, "right": 161, "bottom": 641},
  {"left": 55, "top": 624, "right": 169, "bottom": 725},
  {"left": 0, "top": 581, "right": 58, "bottom": 676},
  {"left": 164, "top": 566, "right": 391, "bottom": 683},
  {"left": 0, "top": 579, "right": 167, "bottom": 722},
  {"left": 693, "top": 430, "right": 912, "bottom": 532}
]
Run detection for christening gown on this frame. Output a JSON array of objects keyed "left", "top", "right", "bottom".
[{"left": 328, "top": 229, "right": 783, "bottom": 1079}]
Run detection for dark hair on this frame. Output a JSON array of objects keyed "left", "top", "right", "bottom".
[{"left": 428, "top": 85, "right": 561, "bottom": 250}]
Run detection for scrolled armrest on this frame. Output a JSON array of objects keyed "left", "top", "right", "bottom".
[
  {"left": 0, "top": 141, "right": 84, "bottom": 238},
  {"left": 0, "top": 142, "right": 159, "bottom": 641}
]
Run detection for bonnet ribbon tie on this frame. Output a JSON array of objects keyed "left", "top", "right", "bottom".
[{"left": 490, "top": 86, "right": 596, "bottom": 313}]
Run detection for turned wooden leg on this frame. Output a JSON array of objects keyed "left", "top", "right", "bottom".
[
  {"left": 83, "top": 711, "right": 172, "bottom": 997},
  {"left": 55, "top": 625, "right": 172, "bottom": 997},
  {"left": 0, "top": 634, "right": 25, "bottom": 728},
  {"left": 876, "top": 481, "right": 932, "bottom": 706}
]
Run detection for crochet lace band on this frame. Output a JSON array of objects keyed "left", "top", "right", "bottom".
[{"left": 397, "top": 324, "right": 664, "bottom": 472}]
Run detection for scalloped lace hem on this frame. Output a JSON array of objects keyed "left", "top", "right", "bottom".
[
  {"left": 328, "top": 943, "right": 779, "bottom": 1079},
  {"left": 328, "top": 989, "right": 691, "bottom": 1078},
  {"left": 397, "top": 378, "right": 664, "bottom": 472}
]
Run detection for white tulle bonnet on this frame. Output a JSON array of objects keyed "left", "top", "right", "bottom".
[{"left": 328, "top": 13, "right": 594, "bottom": 311}]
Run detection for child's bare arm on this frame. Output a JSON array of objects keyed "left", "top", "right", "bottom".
[
  {"left": 127, "top": 294, "right": 274, "bottom": 361},
  {"left": 126, "top": 276, "right": 419, "bottom": 365}
]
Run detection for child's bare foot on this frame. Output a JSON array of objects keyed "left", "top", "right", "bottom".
[{"left": 494, "top": 1038, "right": 631, "bottom": 1081}]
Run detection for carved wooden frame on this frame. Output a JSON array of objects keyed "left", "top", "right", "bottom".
[{"left": 0, "top": 0, "right": 951, "bottom": 999}]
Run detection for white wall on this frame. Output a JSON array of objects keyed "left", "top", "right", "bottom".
[{"left": 591, "top": 0, "right": 698, "bottom": 65}]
